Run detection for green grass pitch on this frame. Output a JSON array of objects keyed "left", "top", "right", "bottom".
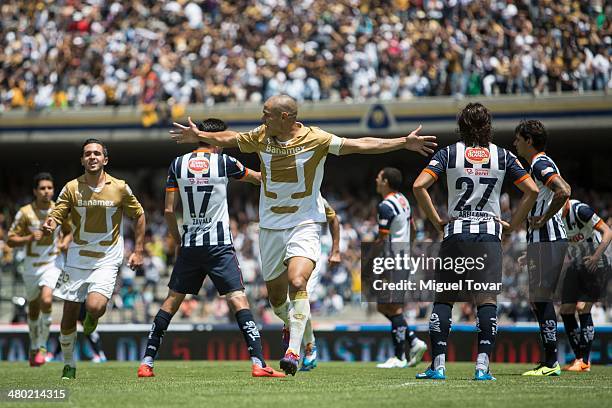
[{"left": 1, "top": 361, "right": 610, "bottom": 407}]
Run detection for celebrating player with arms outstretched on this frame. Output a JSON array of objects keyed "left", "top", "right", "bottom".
[
  {"left": 413, "top": 103, "right": 538, "bottom": 380},
  {"left": 42, "top": 139, "right": 146, "bottom": 380},
  {"left": 138, "top": 119, "right": 284, "bottom": 378},
  {"left": 7, "top": 172, "right": 72, "bottom": 367},
  {"left": 170, "top": 94, "right": 437, "bottom": 375}
]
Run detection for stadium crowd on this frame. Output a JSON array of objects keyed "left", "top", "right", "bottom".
[
  {"left": 1, "top": 181, "right": 610, "bottom": 325},
  {"left": 1, "top": 0, "right": 610, "bottom": 111}
]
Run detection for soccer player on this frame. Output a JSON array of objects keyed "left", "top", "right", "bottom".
[
  {"left": 170, "top": 94, "right": 436, "bottom": 375},
  {"left": 373, "top": 167, "right": 427, "bottom": 369},
  {"left": 42, "top": 139, "right": 146, "bottom": 380},
  {"left": 559, "top": 198, "right": 611, "bottom": 372},
  {"left": 138, "top": 118, "right": 285, "bottom": 378},
  {"left": 513, "top": 119, "right": 571, "bottom": 376},
  {"left": 299, "top": 196, "right": 341, "bottom": 371},
  {"left": 7, "top": 172, "right": 71, "bottom": 366},
  {"left": 413, "top": 103, "right": 538, "bottom": 380}
]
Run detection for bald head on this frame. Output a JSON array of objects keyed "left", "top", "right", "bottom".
[{"left": 266, "top": 94, "right": 298, "bottom": 118}]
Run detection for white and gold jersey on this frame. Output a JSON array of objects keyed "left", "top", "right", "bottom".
[
  {"left": 49, "top": 173, "right": 144, "bottom": 270},
  {"left": 237, "top": 123, "right": 344, "bottom": 229},
  {"left": 9, "top": 201, "right": 68, "bottom": 274}
]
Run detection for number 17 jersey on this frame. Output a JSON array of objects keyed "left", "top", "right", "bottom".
[{"left": 423, "top": 142, "right": 529, "bottom": 239}]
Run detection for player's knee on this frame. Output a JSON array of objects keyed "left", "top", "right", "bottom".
[
  {"left": 226, "top": 290, "right": 249, "bottom": 312},
  {"left": 560, "top": 304, "right": 576, "bottom": 314},
  {"left": 40, "top": 297, "right": 52, "bottom": 311},
  {"left": 576, "top": 302, "right": 592, "bottom": 314},
  {"left": 288, "top": 275, "right": 307, "bottom": 291},
  {"left": 86, "top": 303, "right": 107, "bottom": 318}
]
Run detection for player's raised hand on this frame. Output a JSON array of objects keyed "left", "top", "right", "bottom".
[
  {"left": 41, "top": 218, "right": 57, "bottom": 235},
  {"left": 127, "top": 250, "right": 144, "bottom": 270},
  {"left": 170, "top": 116, "right": 200, "bottom": 144},
  {"left": 404, "top": 125, "right": 437, "bottom": 156}
]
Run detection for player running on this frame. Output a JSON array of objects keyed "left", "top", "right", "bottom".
[
  {"left": 170, "top": 94, "right": 437, "bottom": 375},
  {"left": 7, "top": 172, "right": 71, "bottom": 367},
  {"left": 513, "top": 120, "right": 571, "bottom": 377},
  {"left": 373, "top": 167, "right": 427, "bottom": 369},
  {"left": 42, "top": 139, "right": 146, "bottom": 380},
  {"left": 560, "top": 199, "right": 611, "bottom": 372},
  {"left": 413, "top": 103, "right": 538, "bottom": 380},
  {"left": 138, "top": 118, "right": 285, "bottom": 378}
]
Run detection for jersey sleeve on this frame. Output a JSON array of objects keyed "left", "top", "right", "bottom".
[
  {"left": 531, "top": 158, "right": 559, "bottom": 187},
  {"left": 575, "top": 203, "right": 602, "bottom": 229},
  {"left": 422, "top": 148, "right": 448, "bottom": 180},
  {"left": 166, "top": 160, "right": 178, "bottom": 192},
  {"left": 322, "top": 198, "right": 337, "bottom": 222},
  {"left": 122, "top": 183, "right": 144, "bottom": 219},
  {"left": 236, "top": 126, "right": 263, "bottom": 154},
  {"left": 225, "top": 155, "right": 247, "bottom": 179},
  {"left": 505, "top": 151, "right": 530, "bottom": 185},
  {"left": 377, "top": 202, "right": 395, "bottom": 233},
  {"left": 312, "top": 127, "right": 345, "bottom": 156},
  {"left": 49, "top": 185, "right": 72, "bottom": 225},
  {"left": 8, "top": 209, "right": 28, "bottom": 237}
]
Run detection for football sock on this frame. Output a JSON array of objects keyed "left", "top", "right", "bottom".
[
  {"left": 561, "top": 313, "right": 581, "bottom": 359},
  {"left": 235, "top": 309, "right": 266, "bottom": 368},
  {"left": 60, "top": 329, "right": 77, "bottom": 368},
  {"left": 287, "top": 291, "right": 310, "bottom": 355},
  {"left": 303, "top": 316, "right": 315, "bottom": 347},
  {"left": 429, "top": 303, "right": 452, "bottom": 370},
  {"left": 142, "top": 309, "right": 173, "bottom": 367},
  {"left": 39, "top": 312, "right": 52, "bottom": 350},
  {"left": 533, "top": 302, "right": 558, "bottom": 367},
  {"left": 389, "top": 314, "right": 407, "bottom": 360},
  {"left": 87, "top": 331, "right": 103, "bottom": 355},
  {"left": 272, "top": 299, "right": 290, "bottom": 326},
  {"left": 408, "top": 330, "right": 419, "bottom": 347},
  {"left": 27, "top": 317, "right": 40, "bottom": 351},
  {"left": 476, "top": 304, "right": 497, "bottom": 371},
  {"left": 578, "top": 313, "right": 594, "bottom": 363}
]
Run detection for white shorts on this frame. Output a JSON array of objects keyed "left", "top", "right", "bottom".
[
  {"left": 53, "top": 264, "right": 119, "bottom": 303},
  {"left": 259, "top": 223, "right": 322, "bottom": 282},
  {"left": 22, "top": 260, "right": 63, "bottom": 301}
]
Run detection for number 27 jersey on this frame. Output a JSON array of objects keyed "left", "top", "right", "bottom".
[{"left": 423, "top": 142, "right": 529, "bottom": 239}]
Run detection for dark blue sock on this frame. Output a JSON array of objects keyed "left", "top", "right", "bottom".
[
  {"left": 235, "top": 309, "right": 266, "bottom": 367},
  {"left": 144, "top": 309, "right": 173, "bottom": 362},
  {"left": 389, "top": 314, "right": 407, "bottom": 360}
]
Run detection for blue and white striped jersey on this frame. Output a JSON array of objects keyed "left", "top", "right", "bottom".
[
  {"left": 527, "top": 153, "right": 567, "bottom": 243},
  {"left": 166, "top": 148, "right": 247, "bottom": 247},
  {"left": 425, "top": 142, "right": 529, "bottom": 239},
  {"left": 562, "top": 199, "right": 609, "bottom": 268},
  {"left": 377, "top": 192, "right": 411, "bottom": 243}
]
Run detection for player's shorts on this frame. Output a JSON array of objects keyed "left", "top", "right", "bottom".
[
  {"left": 53, "top": 264, "right": 119, "bottom": 303},
  {"left": 259, "top": 223, "right": 322, "bottom": 282},
  {"left": 434, "top": 233, "right": 502, "bottom": 303},
  {"left": 168, "top": 245, "right": 244, "bottom": 296},
  {"left": 561, "top": 264, "right": 610, "bottom": 303},
  {"left": 526, "top": 240, "right": 568, "bottom": 301},
  {"left": 22, "top": 258, "right": 63, "bottom": 301}
]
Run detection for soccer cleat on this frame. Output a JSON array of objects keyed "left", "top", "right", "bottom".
[
  {"left": 581, "top": 361, "right": 591, "bottom": 372},
  {"left": 281, "top": 326, "right": 290, "bottom": 355},
  {"left": 280, "top": 350, "right": 300, "bottom": 376},
  {"left": 562, "top": 358, "right": 584, "bottom": 372},
  {"left": 137, "top": 364, "right": 155, "bottom": 378},
  {"left": 34, "top": 349, "right": 46, "bottom": 366},
  {"left": 299, "top": 343, "right": 317, "bottom": 371},
  {"left": 92, "top": 352, "right": 107, "bottom": 363},
  {"left": 376, "top": 356, "right": 407, "bottom": 368},
  {"left": 416, "top": 366, "right": 446, "bottom": 380},
  {"left": 29, "top": 350, "right": 42, "bottom": 367},
  {"left": 407, "top": 339, "right": 428, "bottom": 367},
  {"left": 522, "top": 362, "right": 561, "bottom": 376},
  {"left": 474, "top": 368, "right": 496, "bottom": 381},
  {"left": 61, "top": 365, "right": 76, "bottom": 379},
  {"left": 82, "top": 312, "right": 99, "bottom": 336},
  {"left": 252, "top": 364, "right": 286, "bottom": 378}
]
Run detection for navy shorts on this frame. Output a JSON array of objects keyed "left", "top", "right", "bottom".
[
  {"left": 527, "top": 240, "right": 568, "bottom": 301},
  {"left": 561, "top": 264, "right": 609, "bottom": 303},
  {"left": 168, "top": 245, "right": 244, "bottom": 296}
]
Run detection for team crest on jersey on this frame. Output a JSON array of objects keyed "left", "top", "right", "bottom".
[
  {"left": 188, "top": 158, "right": 210, "bottom": 174},
  {"left": 465, "top": 147, "right": 490, "bottom": 165}
]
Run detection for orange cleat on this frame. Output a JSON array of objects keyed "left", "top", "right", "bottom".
[
  {"left": 581, "top": 361, "right": 591, "bottom": 372},
  {"left": 562, "top": 358, "right": 584, "bottom": 372},
  {"left": 29, "top": 350, "right": 42, "bottom": 367},
  {"left": 34, "top": 349, "right": 46, "bottom": 366},
  {"left": 137, "top": 364, "right": 155, "bottom": 377},
  {"left": 252, "top": 364, "right": 286, "bottom": 378}
]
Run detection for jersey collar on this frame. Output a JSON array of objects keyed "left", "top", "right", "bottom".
[
  {"left": 384, "top": 192, "right": 397, "bottom": 200},
  {"left": 193, "top": 148, "right": 213, "bottom": 153},
  {"left": 530, "top": 151, "right": 546, "bottom": 164}
]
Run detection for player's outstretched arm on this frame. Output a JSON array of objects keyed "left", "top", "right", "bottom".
[
  {"left": 508, "top": 176, "right": 539, "bottom": 233},
  {"left": 170, "top": 116, "right": 239, "bottom": 148},
  {"left": 529, "top": 175, "right": 571, "bottom": 230},
  {"left": 338, "top": 125, "right": 437, "bottom": 156},
  {"left": 240, "top": 169, "right": 262, "bottom": 186},
  {"left": 413, "top": 171, "right": 445, "bottom": 232},
  {"left": 127, "top": 213, "right": 146, "bottom": 270}
]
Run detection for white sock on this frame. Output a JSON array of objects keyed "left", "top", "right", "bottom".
[
  {"left": 27, "top": 317, "right": 40, "bottom": 351},
  {"left": 287, "top": 292, "right": 310, "bottom": 355},
  {"left": 476, "top": 353, "right": 489, "bottom": 371},
  {"left": 60, "top": 331, "right": 77, "bottom": 368},
  {"left": 303, "top": 317, "right": 315, "bottom": 347},
  {"left": 39, "top": 312, "right": 52, "bottom": 350},
  {"left": 434, "top": 354, "right": 446, "bottom": 370},
  {"left": 272, "top": 299, "right": 290, "bottom": 326}
]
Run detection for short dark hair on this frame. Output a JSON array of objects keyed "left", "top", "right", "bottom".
[
  {"left": 457, "top": 103, "right": 492, "bottom": 147},
  {"left": 381, "top": 167, "right": 403, "bottom": 191},
  {"left": 82, "top": 138, "right": 108, "bottom": 157},
  {"left": 515, "top": 120, "right": 547, "bottom": 151},
  {"left": 33, "top": 172, "right": 53, "bottom": 189},
  {"left": 197, "top": 118, "right": 227, "bottom": 147}
]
